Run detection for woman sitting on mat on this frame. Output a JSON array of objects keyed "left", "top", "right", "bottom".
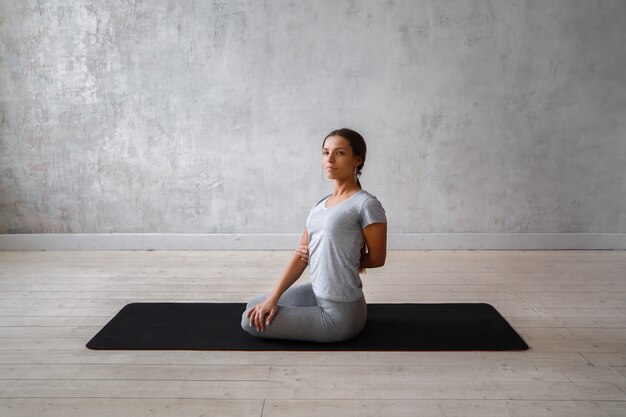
[{"left": 241, "top": 128, "right": 388, "bottom": 343}]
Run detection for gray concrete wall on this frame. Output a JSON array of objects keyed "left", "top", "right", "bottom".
[{"left": 1, "top": 0, "right": 625, "bottom": 236}]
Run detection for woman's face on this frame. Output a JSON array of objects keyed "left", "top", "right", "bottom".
[{"left": 322, "top": 135, "right": 361, "bottom": 182}]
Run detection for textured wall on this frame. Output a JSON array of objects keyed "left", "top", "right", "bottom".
[{"left": 1, "top": 0, "right": 625, "bottom": 235}]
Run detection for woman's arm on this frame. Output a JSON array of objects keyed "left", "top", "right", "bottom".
[
  {"left": 359, "top": 223, "right": 387, "bottom": 269},
  {"left": 247, "top": 227, "right": 309, "bottom": 332},
  {"left": 267, "top": 227, "right": 309, "bottom": 302}
]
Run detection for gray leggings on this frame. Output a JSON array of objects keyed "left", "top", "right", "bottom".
[{"left": 240, "top": 282, "right": 367, "bottom": 343}]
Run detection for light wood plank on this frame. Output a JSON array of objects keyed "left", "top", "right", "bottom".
[
  {"left": 0, "top": 398, "right": 263, "bottom": 417},
  {"left": 0, "top": 364, "right": 270, "bottom": 380},
  {"left": 263, "top": 399, "right": 617, "bottom": 417},
  {"left": 0, "top": 379, "right": 624, "bottom": 401}
]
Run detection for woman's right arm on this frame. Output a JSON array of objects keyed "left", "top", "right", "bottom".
[
  {"left": 266, "top": 227, "right": 309, "bottom": 303},
  {"left": 247, "top": 227, "right": 310, "bottom": 332}
]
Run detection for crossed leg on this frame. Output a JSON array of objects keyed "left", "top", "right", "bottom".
[{"left": 240, "top": 282, "right": 342, "bottom": 342}]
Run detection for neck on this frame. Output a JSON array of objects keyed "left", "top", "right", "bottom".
[{"left": 331, "top": 180, "right": 361, "bottom": 196}]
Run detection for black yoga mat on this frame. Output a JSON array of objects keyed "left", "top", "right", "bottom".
[{"left": 86, "top": 302, "right": 528, "bottom": 351}]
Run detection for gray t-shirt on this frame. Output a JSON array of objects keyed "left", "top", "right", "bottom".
[{"left": 305, "top": 189, "right": 387, "bottom": 302}]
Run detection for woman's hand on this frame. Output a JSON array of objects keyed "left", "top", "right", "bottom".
[
  {"left": 358, "top": 244, "right": 367, "bottom": 274},
  {"left": 297, "top": 244, "right": 309, "bottom": 264},
  {"left": 245, "top": 298, "right": 278, "bottom": 332}
]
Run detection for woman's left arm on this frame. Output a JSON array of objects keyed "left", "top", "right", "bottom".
[{"left": 359, "top": 223, "right": 387, "bottom": 268}]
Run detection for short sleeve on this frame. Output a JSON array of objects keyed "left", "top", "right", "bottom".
[{"left": 360, "top": 196, "right": 387, "bottom": 229}]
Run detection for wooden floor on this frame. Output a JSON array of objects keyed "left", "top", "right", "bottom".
[{"left": 0, "top": 250, "right": 625, "bottom": 416}]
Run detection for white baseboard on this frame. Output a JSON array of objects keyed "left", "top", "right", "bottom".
[{"left": 0, "top": 233, "right": 624, "bottom": 250}]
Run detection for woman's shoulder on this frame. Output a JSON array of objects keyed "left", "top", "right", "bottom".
[
  {"left": 358, "top": 190, "right": 387, "bottom": 225},
  {"left": 359, "top": 189, "right": 382, "bottom": 202},
  {"left": 357, "top": 190, "right": 386, "bottom": 211}
]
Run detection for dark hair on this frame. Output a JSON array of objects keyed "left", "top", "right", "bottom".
[{"left": 322, "top": 128, "right": 367, "bottom": 189}]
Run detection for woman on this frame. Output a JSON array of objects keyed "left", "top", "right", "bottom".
[{"left": 240, "top": 128, "right": 388, "bottom": 342}]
